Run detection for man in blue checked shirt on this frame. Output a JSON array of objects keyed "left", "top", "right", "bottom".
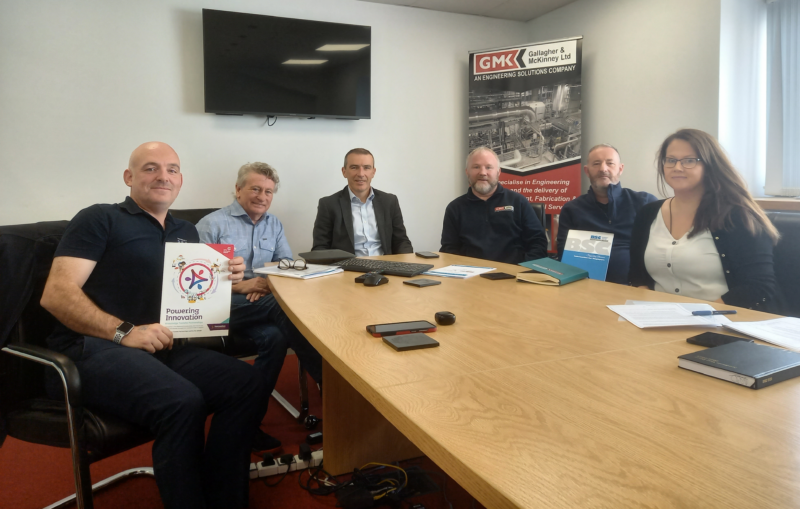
[{"left": 197, "top": 162, "right": 322, "bottom": 454}]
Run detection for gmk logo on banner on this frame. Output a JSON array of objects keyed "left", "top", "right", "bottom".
[
  {"left": 475, "top": 50, "right": 520, "bottom": 73},
  {"left": 473, "top": 40, "right": 577, "bottom": 75}
]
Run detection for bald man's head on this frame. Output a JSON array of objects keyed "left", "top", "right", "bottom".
[
  {"left": 128, "top": 142, "right": 179, "bottom": 170},
  {"left": 123, "top": 142, "right": 183, "bottom": 216}
]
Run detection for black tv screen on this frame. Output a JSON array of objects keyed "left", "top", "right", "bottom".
[{"left": 202, "top": 9, "right": 371, "bottom": 119}]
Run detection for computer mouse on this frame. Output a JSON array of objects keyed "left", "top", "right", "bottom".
[
  {"left": 363, "top": 273, "right": 389, "bottom": 286},
  {"left": 435, "top": 311, "right": 456, "bottom": 325}
]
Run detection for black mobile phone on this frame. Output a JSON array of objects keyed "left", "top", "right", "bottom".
[
  {"left": 686, "top": 332, "right": 753, "bottom": 348},
  {"left": 480, "top": 272, "right": 515, "bottom": 280},
  {"left": 403, "top": 279, "right": 442, "bottom": 288},
  {"left": 383, "top": 333, "right": 440, "bottom": 352},
  {"left": 415, "top": 251, "right": 440, "bottom": 259},
  {"left": 366, "top": 320, "right": 437, "bottom": 337}
]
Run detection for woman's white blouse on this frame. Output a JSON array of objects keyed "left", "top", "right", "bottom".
[{"left": 644, "top": 209, "right": 729, "bottom": 301}]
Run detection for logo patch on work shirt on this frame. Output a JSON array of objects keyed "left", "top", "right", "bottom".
[{"left": 494, "top": 206, "right": 514, "bottom": 212}]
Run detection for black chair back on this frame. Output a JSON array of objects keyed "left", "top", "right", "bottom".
[
  {"left": 530, "top": 202, "right": 545, "bottom": 228},
  {"left": 767, "top": 211, "right": 800, "bottom": 318},
  {"left": 0, "top": 222, "right": 68, "bottom": 430},
  {"left": 169, "top": 208, "right": 217, "bottom": 225}
]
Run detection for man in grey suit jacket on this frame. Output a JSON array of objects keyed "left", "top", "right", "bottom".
[{"left": 312, "top": 148, "right": 413, "bottom": 255}]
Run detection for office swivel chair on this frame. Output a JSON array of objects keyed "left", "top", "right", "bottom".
[
  {"left": 530, "top": 202, "right": 545, "bottom": 228},
  {"left": 766, "top": 211, "right": 800, "bottom": 318},
  {"left": 169, "top": 208, "right": 313, "bottom": 425},
  {"left": 529, "top": 202, "right": 550, "bottom": 251},
  {"left": 0, "top": 221, "right": 155, "bottom": 509}
]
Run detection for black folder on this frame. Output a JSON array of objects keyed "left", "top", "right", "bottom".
[{"left": 678, "top": 341, "right": 800, "bottom": 389}]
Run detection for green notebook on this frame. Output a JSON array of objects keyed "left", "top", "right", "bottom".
[{"left": 517, "top": 257, "right": 589, "bottom": 286}]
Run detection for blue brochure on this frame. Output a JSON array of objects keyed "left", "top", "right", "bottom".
[{"left": 560, "top": 230, "right": 614, "bottom": 281}]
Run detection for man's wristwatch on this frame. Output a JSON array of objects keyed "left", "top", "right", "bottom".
[{"left": 113, "top": 322, "right": 135, "bottom": 345}]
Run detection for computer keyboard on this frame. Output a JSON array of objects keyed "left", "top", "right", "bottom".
[{"left": 332, "top": 258, "right": 434, "bottom": 277}]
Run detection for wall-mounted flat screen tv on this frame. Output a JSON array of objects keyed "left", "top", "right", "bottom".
[{"left": 202, "top": 9, "right": 371, "bottom": 119}]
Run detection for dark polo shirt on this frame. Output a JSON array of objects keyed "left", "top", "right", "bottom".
[
  {"left": 440, "top": 184, "right": 547, "bottom": 264},
  {"left": 47, "top": 197, "right": 198, "bottom": 353}
]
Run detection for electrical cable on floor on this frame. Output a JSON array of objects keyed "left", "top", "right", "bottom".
[
  {"left": 262, "top": 115, "right": 277, "bottom": 127},
  {"left": 298, "top": 460, "right": 348, "bottom": 496},
  {"left": 262, "top": 457, "right": 295, "bottom": 487},
  {"left": 359, "top": 462, "right": 408, "bottom": 500},
  {"left": 297, "top": 459, "right": 459, "bottom": 508}
]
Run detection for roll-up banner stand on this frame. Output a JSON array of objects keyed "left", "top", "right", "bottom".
[{"left": 469, "top": 37, "right": 582, "bottom": 253}]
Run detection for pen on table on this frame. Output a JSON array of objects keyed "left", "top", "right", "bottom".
[{"left": 691, "top": 310, "right": 737, "bottom": 316}]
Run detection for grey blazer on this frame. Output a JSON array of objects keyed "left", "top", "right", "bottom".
[{"left": 311, "top": 186, "right": 413, "bottom": 255}]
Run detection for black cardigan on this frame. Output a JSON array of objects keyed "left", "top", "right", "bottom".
[{"left": 628, "top": 200, "right": 780, "bottom": 312}]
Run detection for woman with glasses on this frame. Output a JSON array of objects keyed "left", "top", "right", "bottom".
[{"left": 628, "top": 128, "right": 781, "bottom": 311}]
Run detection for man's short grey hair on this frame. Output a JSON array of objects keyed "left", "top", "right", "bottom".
[
  {"left": 236, "top": 162, "right": 280, "bottom": 190},
  {"left": 465, "top": 146, "right": 499, "bottom": 168},
  {"left": 586, "top": 144, "right": 621, "bottom": 162}
]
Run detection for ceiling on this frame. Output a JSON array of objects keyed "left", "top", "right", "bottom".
[{"left": 358, "top": 0, "right": 577, "bottom": 22}]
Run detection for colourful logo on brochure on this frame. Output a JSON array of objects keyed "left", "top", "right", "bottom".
[{"left": 170, "top": 256, "right": 221, "bottom": 304}]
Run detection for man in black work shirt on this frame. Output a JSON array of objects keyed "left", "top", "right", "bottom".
[
  {"left": 40, "top": 142, "right": 266, "bottom": 509},
  {"left": 440, "top": 147, "right": 547, "bottom": 264}
]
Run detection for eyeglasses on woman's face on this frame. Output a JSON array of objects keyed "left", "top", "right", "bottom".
[{"left": 664, "top": 157, "right": 702, "bottom": 169}]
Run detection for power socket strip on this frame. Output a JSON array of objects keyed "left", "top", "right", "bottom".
[{"left": 250, "top": 450, "right": 323, "bottom": 479}]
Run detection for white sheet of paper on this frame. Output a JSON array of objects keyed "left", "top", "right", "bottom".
[
  {"left": 422, "top": 265, "right": 495, "bottom": 279},
  {"left": 253, "top": 264, "right": 343, "bottom": 279},
  {"left": 607, "top": 303, "right": 720, "bottom": 328},
  {"left": 161, "top": 243, "right": 233, "bottom": 338},
  {"left": 618, "top": 301, "right": 733, "bottom": 326},
  {"left": 723, "top": 317, "right": 800, "bottom": 352}
]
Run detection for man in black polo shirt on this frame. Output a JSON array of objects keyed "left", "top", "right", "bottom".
[
  {"left": 440, "top": 147, "right": 547, "bottom": 264},
  {"left": 40, "top": 142, "right": 266, "bottom": 509}
]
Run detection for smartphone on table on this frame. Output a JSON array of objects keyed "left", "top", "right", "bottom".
[
  {"left": 686, "top": 332, "right": 753, "bottom": 348},
  {"left": 366, "top": 320, "right": 437, "bottom": 337}
]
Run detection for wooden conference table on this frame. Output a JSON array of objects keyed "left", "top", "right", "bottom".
[{"left": 268, "top": 253, "right": 800, "bottom": 509}]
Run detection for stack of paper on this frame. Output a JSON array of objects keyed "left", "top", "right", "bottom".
[
  {"left": 724, "top": 317, "right": 800, "bottom": 352},
  {"left": 610, "top": 303, "right": 800, "bottom": 352},
  {"left": 422, "top": 264, "right": 495, "bottom": 279},
  {"left": 615, "top": 301, "right": 733, "bottom": 326},
  {"left": 254, "top": 264, "right": 343, "bottom": 280},
  {"left": 607, "top": 303, "right": 727, "bottom": 328}
]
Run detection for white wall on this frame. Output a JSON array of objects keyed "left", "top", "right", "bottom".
[
  {"left": 0, "top": 0, "right": 528, "bottom": 254},
  {"left": 525, "top": 0, "right": 722, "bottom": 198}
]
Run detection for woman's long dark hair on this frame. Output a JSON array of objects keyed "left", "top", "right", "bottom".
[{"left": 656, "top": 128, "right": 779, "bottom": 243}]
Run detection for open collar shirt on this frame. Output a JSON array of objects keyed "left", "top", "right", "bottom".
[
  {"left": 196, "top": 200, "right": 292, "bottom": 270},
  {"left": 348, "top": 187, "right": 384, "bottom": 257}
]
